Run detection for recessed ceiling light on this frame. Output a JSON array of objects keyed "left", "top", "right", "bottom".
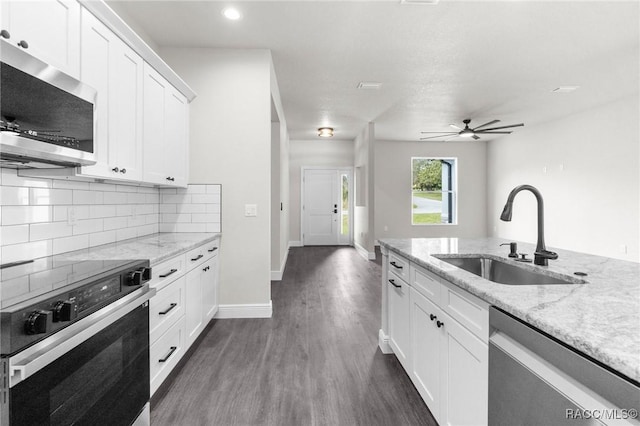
[
  {"left": 318, "top": 127, "right": 334, "bottom": 138},
  {"left": 222, "top": 7, "right": 242, "bottom": 20},
  {"left": 357, "top": 82, "right": 382, "bottom": 90},
  {"left": 552, "top": 86, "right": 580, "bottom": 93}
]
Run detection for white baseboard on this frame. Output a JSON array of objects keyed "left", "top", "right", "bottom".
[
  {"left": 379, "top": 329, "right": 392, "bottom": 354},
  {"left": 289, "top": 240, "right": 303, "bottom": 247},
  {"left": 270, "top": 247, "right": 290, "bottom": 281},
  {"left": 215, "top": 301, "right": 273, "bottom": 319},
  {"left": 354, "top": 242, "right": 376, "bottom": 260}
]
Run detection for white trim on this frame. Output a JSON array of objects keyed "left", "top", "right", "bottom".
[
  {"left": 379, "top": 329, "right": 392, "bottom": 354},
  {"left": 355, "top": 242, "right": 376, "bottom": 260},
  {"left": 289, "top": 240, "right": 303, "bottom": 247},
  {"left": 270, "top": 246, "right": 290, "bottom": 281},
  {"left": 215, "top": 301, "right": 273, "bottom": 319}
]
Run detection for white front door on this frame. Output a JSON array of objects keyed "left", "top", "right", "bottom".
[{"left": 303, "top": 169, "right": 351, "bottom": 246}]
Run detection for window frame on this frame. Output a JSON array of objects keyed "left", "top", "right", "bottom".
[{"left": 410, "top": 156, "right": 458, "bottom": 226}]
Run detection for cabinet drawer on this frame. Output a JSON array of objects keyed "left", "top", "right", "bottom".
[
  {"left": 150, "top": 276, "right": 186, "bottom": 343},
  {"left": 149, "top": 254, "right": 186, "bottom": 291},
  {"left": 440, "top": 280, "right": 489, "bottom": 342},
  {"left": 388, "top": 252, "right": 409, "bottom": 281},
  {"left": 410, "top": 264, "right": 441, "bottom": 304},
  {"left": 150, "top": 315, "right": 185, "bottom": 396}
]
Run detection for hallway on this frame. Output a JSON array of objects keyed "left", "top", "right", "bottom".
[{"left": 151, "top": 246, "right": 436, "bottom": 425}]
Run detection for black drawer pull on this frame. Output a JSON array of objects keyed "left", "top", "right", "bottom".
[
  {"left": 203, "top": 266, "right": 210, "bottom": 272},
  {"left": 207, "top": 247, "right": 218, "bottom": 253},
  {"left": 436, "top": 320, "right": 444, "bottom": 328},
  {"left": 191, "top": 254, "right": 203, "bottom": 261},
  {"left": 430, "top": 314, "right": 437, "bottom": 321},
  {"left": 390, "top": 261, "right": 403, "bottom": 269},
  {"left": 159, "top": 268, "right": 178, "bottom": 278},
  {"left": 389, "top": 279, "right": 401, "bottom": 288},
  {"left": 158, "top": 346, "right": 177, "bottom": 363},
  {"left": 159, "top": 303, "right": 177, "bottom": 315}
]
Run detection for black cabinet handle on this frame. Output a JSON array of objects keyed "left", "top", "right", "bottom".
[
  {"left": 159, "top": 268, "right": 178, "bottom": 278},
  {"left": 17, "top": 40, "right": 28, "bottom": 49},
  {"left": 166, "top": 177, "right": 175, "bottom": 181},
  {"left": 207, "top": 247, "right": 218, "bottom": 253},
  {"left": 203, "top": 266, "right": 210, "bottom": 272},
  {"left": 390, "top": 261, "right": 403, "bottom": 269},
  {"left": 158, "top": 346, "right": 177, "bottom": 363},
  {"left": 436, "top": 320, "right": 444, "bottom": 328},
  {"left": 120, "top": 168, "right": 126, "bottom": 174},
  {"left": 112, "top": 167, "right": 119, "bottom": 173},
  {"left": 389, "top": 279, "right": 401, "bottom": 288},
  {"left": 191, "top": 254, "right": 203, "bottom": 261},
  {"left": 430, "top": 314, "right": 437, "bottom": 321},
  {"left": 0, "top": 30, "right": 10, "bottom": 39},
  {"left": 159, "top": 303, "right": 177, "bottom": 315}
]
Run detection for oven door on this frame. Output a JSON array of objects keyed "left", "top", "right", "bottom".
[{"left": 2, "top": 287, "right": 154, "bottom": 426}]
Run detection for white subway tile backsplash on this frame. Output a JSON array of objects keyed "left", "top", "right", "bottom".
[
  {"left": 0, "top": 224, "right": 29, "bottom": 245},
  {"left": 0, "top": 170, "right": 220, "bottom": 258},
  {"left": 30, "top": 188, "right": 73, "bottom": 205},
  {"left": 1, "top": 187, "right": 29, "bottom": 205},
  {"left": 2, "top": 206, "right": 52, "bottom": 225},
  {"left": 53, "top": 235, "right": 89, "bottom": 255},
  {"left": 30, "top": 222, "right": 73, "bottom": 241},
  {"left": 73, "top": 190, "right": 104, "bottom": 205}
]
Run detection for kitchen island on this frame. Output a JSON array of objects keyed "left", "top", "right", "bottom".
[{"left": 378, "top": 237, "right": 639, "bottom": 425}]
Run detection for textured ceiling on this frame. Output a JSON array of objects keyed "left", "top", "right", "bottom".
[{"left": 107, "top": 1, "right": 639, "bottom": 141}]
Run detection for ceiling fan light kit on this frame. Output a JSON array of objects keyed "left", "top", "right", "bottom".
[{"left": 420, "top": 118, "right": 524, "bottom": 141}]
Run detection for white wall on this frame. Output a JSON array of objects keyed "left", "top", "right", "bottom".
[
  {"left": 488, "top": 95, "right": 639, "bottom": 262},
  {"left": 289, "top": 139, "right": 355, "bottom": 244},
  {"left": 354, "top": 123, "right": 376, "bottom": 258},
  {"left": 374, "top": 140, "right": 488, "bottom": 240},
  {"left": 160, "top": 48, "right": 273, "bottom": 306}
]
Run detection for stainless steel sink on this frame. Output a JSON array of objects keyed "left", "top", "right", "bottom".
[{"left": 434, "top": 255, "right": 585, "bottom": 285}]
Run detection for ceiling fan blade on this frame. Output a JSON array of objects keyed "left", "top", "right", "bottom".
[
  {"left": 420, "top": 131, "right": 458, "bottom": 134},
  {"left": 472, "top": 135, "right": 481, "bottom": 140},
  {"left": 475, "top": 123, "right": 524, "bottom": 132},
  {"left": 472, "top": 120, "right": 500, "bottom": 131},
  {"left": 420, "top": 134, "right": 458, "bottom": 140},
  {"left": 474, "top": 131, "right": 512, "bottom": 134},
  {"left": 449, "top": 124, "right": 464, "bottom": 131}
]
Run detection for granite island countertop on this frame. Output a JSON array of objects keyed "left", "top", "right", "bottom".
[
  {"left": 378, "top": 237, "right": 640, "bottom": 383},
  {"left": 56, "top": 232, "right": 221, "bottom": 265}
]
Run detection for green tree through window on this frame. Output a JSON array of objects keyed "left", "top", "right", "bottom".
[{"left": 412, "top": 158, "right": 457, "bottom": 225}]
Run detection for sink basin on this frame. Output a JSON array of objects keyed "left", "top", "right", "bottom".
[{"left": 434, "top": 255, "right": 585, "bottom": 285}]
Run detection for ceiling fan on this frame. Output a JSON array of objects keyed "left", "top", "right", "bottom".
[{"left": 420, "top": 119, "right": 524, "bottom": 140}]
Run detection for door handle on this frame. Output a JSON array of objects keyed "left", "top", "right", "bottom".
[{"left": 333, "top": 209, "right": 338, "bottom": 213}]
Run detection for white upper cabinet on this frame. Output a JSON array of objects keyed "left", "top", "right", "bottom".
[
  {"left": 1, "top": 0, "right": 81, "bottom": 78},
  {"left": 79, "top": 8, "right": 143, "bottom": 182},
  {"left": 143, "top": 63, "right": 189, "bottom": 187}
]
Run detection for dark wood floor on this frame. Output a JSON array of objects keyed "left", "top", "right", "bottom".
[{"left": 151, "top": 246, "right": 437, "bottom": 425}]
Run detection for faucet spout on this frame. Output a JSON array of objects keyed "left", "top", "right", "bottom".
[{"left": 500, "top": 184, "right": 558, "bottom": 266}]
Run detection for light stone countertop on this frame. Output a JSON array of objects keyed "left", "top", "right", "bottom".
[
  {"left": 378, "top": 237, "right": 640, "bottom": 383},
  {"left": 56, "top": 232, "right": 221, "bottom": 266}
]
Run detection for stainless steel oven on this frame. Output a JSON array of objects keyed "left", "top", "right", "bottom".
[{"left": 0, "top": 258, "right": 155, "bottom": 425}]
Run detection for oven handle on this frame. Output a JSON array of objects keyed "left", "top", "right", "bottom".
[{"left": 8, "top": 285, "right": 156, "bottom": 388}]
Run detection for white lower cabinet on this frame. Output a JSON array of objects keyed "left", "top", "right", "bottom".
[
  {"left": 148, "top": 239, "right": 220, "bottom": 395},
  {"left": 384, "top": 250, "right": 489, "bottom": 426}
]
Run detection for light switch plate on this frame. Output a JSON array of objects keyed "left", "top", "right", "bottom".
[{"left": 245, "top": 204, "right": 257, "bottom": 217}]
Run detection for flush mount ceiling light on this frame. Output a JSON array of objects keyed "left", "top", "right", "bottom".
[
  {"left": 552, "top": 86, "right": 580, "bottom": 93},
  {"left": 222, "top": 7, "right": 242, "bottom": 20},
  {"left": 318, "top": 127, "right": 334, "bottom": 138}
]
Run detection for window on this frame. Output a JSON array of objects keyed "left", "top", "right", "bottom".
[{"left": 411, "top": 157, "right": 457, "bottom": 225}]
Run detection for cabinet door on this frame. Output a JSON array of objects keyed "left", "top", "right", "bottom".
[
  {"left": 164, "top": 88, "right": 188, "bottom": 187},
  {"left": 388, "top": 274, "right": 411, "bottom": 370},
  {"left": 1, "top": 0, "right": 80, "bottom": 78},
  {"left": 142, "top": 63, "right": 168, "bottom": 185},
  {"left": 110, "top": 42, "right": 143, "bottom": 181},
  {"left": 440, "top": 311, "right": 488, "bottom": 426},
  {"left": 79, "top": 8, "right": 113, "bottom": 177},
  {"left": 185, "top": 266, "right": 204, "bottom": 348},
  {"left": 410, "top": 288, "right": 442, "bottom": 422},
  {"left": 202, "top": 255, "right": 219, "bottom": 323}
]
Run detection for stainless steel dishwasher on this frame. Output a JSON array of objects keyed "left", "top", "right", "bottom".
[{"left": 489, "top": 307, "right": 640, "bottom": 426}]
